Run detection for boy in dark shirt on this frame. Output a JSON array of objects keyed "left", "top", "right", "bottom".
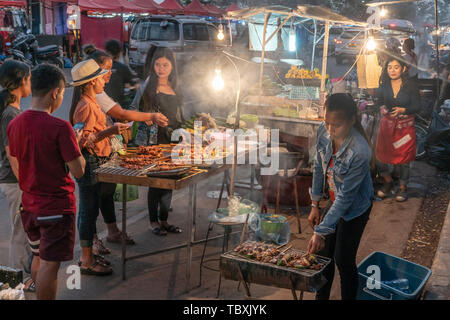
[
  {"left": 7, "top": 64, "right": 86, "bottom": 300},
  {"left": 104, "top": 39, "right": 139, "bottom": 107}
]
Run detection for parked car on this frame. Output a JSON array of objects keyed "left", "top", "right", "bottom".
[
  {"left": 316, "top": 25, "right": 344, "bottom": 55},
  {"left": 128, "top": 15, "right": 227, "bottom": 78},
  {"left": 334, "top": 27, "right": 366, "bottom": 64}
]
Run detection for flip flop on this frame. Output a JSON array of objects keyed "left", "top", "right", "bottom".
[
  {"left": 80, "top": 261, "right": 113, "bottom": 276},
  {"left": 163, "top": 225, "right": 182, "bottom": 233},
  {"left": 152, "top": 227, "right": 167, "bottom": 236}
]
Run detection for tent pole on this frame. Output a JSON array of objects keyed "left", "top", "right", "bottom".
[
  {"left": 320, "top": 20, "right": 330, "bottom": 117},
  {"left": 320, "top": 20, "right": 330, "bottom": 93},
  {"left": 259, "top": 12, "right": 269, "bottom": 93},
  {"left": 434, "top": 0, "right": 440, "bottom": 101},
  {"left": 311, "top": 20, "right": 317, "bottom": 70}
]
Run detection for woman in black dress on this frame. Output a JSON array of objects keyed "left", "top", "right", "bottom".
[
  {"left": 139, "top": 47, "right": 184, "bottom": 236},
  {"left": 375, "top": 56, "right": 421, "bottom": 202}
]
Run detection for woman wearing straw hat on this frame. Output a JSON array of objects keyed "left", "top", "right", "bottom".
[{"left": 69, "top": 59, "right": 128, "bottom": 275}]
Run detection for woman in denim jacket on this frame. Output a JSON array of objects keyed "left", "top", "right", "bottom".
[{"left": 307, "top": 93, "right": 374, "bottom": 300}]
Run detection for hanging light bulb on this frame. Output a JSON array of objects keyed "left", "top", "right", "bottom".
[
  {"left": 217, "top": 24, "right": 225, "bottom": 40},
  {"left": 212, "top": 69, "right": 224, "bottom": 91},
  {"left": 289, "top": 23, "right": 296, "bottom": 52},
  {"left": 380, "top": 7, "right": 387, "bottom": 17},
  {"left": 366, "top": 36, "right": 376, "bottom": 51}
]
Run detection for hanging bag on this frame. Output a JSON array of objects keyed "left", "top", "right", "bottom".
[{"left": 376, "top": 112, "right": 416, "bottom": 165}]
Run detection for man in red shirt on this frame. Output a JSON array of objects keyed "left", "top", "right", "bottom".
[{"left": 7, "top": 64, "right": 86, "bottom": 300}]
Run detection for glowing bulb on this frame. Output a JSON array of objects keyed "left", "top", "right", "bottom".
[
  {"left": 212, "top": 69, "right": 224, "bottom": 91},
  {"left": 380, "top": 8, "right": 387, "bottom": 17},
  {"left": 289, "top": 29, "right": 296, "bottom": 52},
  {"left": 217, "top": 24, "right": 224, "bottom": 40},
  {"left": 366, "top": 37, "right": 376, "bottom": 51}
]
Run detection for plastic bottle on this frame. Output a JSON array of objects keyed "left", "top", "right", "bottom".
[
  {"left": 149, "top": 124, "right": 158, "bottom": 145},
  {"left": 382, "top": 278, "right": 410, "bottom": 293}
]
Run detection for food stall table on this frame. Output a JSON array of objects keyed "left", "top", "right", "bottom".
[{"left": 96, "top": 165, "right": 231, "bottom": 292}]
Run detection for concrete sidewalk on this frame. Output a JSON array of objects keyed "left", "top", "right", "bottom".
[
  {"left": 0, "top": 162, "right": 445, "bottom": 300},
  {"left": 424, "top": 201, "right": 450, "bottom": 300}
]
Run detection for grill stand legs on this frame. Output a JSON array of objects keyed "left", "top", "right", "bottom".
[
  {"left": 237, "top": 263, "right": 251, "bottom": 298},
  {"left": 122, "top": 184, "right": 127, "bottom": 280},
  {"left": 289, "top": 274, "right": 305, "bottom": 300}
]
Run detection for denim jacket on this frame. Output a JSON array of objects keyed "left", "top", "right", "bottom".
[{"left": 311, "top": 123, "right": 374, "bottom": 236}]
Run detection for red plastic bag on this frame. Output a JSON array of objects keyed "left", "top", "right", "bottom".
[{"left": 376, "top": 113, "right": 416, "bottom": 165}]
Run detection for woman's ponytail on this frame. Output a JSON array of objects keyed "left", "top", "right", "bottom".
[{"left": 0, "top": 60, "right": 30, "bottom": 116}]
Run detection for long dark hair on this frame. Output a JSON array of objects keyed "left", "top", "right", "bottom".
[
  {"left": 144, "top": 45, "right": 157, "bottom": 78},
  {"left": 141, "top": 47, "right": 181, "bottom": 112},
  {"left": 69, "top": 84, "right": 88, "bottom": 125},
  {"left": 325, "top": 93, "right": 375, "bottom": 168},
  {"left": 380, "top": 55, "right": 409, "bottom": 85},
  {"left": 0, "top": 60, "right": 30, "bottom": 116}
]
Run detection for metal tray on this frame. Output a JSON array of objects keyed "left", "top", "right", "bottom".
[{"left": 220, "top": 247, "right": 331, "bottom": 293}]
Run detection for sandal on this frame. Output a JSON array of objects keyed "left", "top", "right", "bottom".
[
  {"left": 106, "top": 231, "right": 135, "bottom": 245},
  {"left": 163, "top": 225, "right": 182, "bottom": 233},
  {"left": 78, "top": 255, "right": 111, "bottom": 268},
  {"left": 23, "top": 277, "right": 36, "bottom": 293},
  {"left": 80, "top": 260, "right": 113, "bottom": 276},
  {"left": 152, "top": 227, "right": 167, "bottom": 236},
  {"left": 93, "top": 238, "right": 111, "bottom": 255},
  {"left": 94, "top": 254, "right": 111, "bottom": 266}
]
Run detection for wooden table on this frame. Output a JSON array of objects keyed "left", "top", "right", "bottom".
[{"left": 96, "top": 165, "right": 230, "bottom": 292}]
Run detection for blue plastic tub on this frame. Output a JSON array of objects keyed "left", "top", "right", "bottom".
[{"left": 357, "top": 251, "right": 432, "bottom": 300}]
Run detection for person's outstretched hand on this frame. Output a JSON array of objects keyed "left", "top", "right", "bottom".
[{"left": 152, "top": 113, "right": 168, "bottom": 127}]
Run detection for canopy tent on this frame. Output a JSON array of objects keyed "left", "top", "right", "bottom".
[
  {"left": 156, "top": 0, "right": 183, "bottom": 14},
  {"left": 225, "top": 5, "right": 368, "bottom": 95},
  {"left": 205, "top": 4, "right": 224, "bottom": 17},
  {"left": 132, "top": 0, "right": 162, "bottom": 14},
  {"left": 183, "top": 0, "right": 210, "bottom": 16},
  {"left": 0, "top": 0, "right": 27, "bottom": 7},
  {"left": 295, "top": 5, "right": 368, "bottom": 27},
  {"left": 78, "top": 0, "right": 123, "bottom": 12},
  {"left": 366, "top": 0, "right": 419, "bottom": 7},
  {"left": 225, "top": 3, "right": 242, "bottom": 12},
  {"left": 78, "top": 0, "right": 151, "bottom": 13}
]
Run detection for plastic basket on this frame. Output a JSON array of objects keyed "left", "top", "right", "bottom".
[
  {"left": 357, "top": 251, "right": 432, "bottom": 300},
  {"left": 289, "top": 85, "right": 320, "bottom": 100}
]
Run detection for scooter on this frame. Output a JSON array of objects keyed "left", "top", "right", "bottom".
[{"left": 10, "top": 31, "right": 63, "bottom": 68}]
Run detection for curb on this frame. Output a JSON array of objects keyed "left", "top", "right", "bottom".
[{"left": 423, "top": 201, "right": 450, "bottom": 300}]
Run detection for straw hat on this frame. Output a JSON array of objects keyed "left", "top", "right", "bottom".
[{"left": 70, "top": 59, "right": 108, "bottom": 86}]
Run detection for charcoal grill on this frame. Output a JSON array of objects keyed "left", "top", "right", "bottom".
[{"left": 220, "top": 244, "right": 331, "bottom": 300}]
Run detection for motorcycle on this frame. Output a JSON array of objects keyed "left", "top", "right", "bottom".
[{"left": 9, "top": 31, "right": 63, "bottom": 68}]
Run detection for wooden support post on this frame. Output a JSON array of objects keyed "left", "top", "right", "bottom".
[{"left": 259, "top": 12, "right": 270, "bottom": 93}]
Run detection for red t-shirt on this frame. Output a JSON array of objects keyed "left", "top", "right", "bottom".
[{"left": 7, "top": 110, "right": 82, "bottom": 216}]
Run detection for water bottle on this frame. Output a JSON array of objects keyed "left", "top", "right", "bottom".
[
  {"left": 382, "top": 278, "right": 410, "bottom": 294},
  {"left": 149, "top": 124, "right": 158, "bottom": 145}
]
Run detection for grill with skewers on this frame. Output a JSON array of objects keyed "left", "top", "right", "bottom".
[{"left": 220, "top": 241, "right": 331, "bottom": 299}]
